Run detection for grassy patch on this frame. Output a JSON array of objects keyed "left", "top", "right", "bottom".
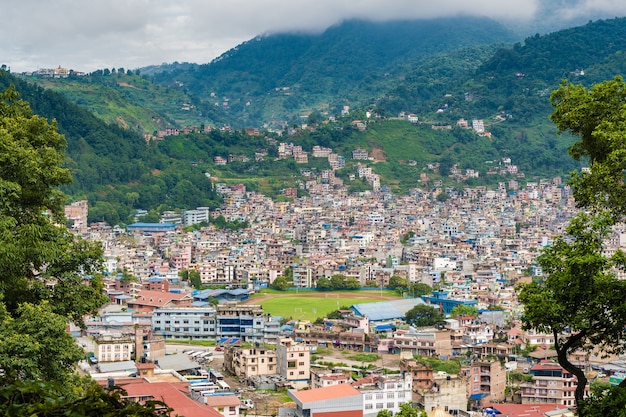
[
  {"left": 257, "top": 293, "right": 396, "bottom": 321},
  {"left": 347, "top": 353, "right": 381, "bottom": 362}
]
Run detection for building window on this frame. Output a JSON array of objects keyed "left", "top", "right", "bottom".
[
  {"left": 365, "top": 404, "right": 373, "bottom": 410},
  {"left": 387, "top": 403, "right": 394, "bottom": 409},
  {"left": 376, "top": 403, "right": 384, "bottom": 409}
]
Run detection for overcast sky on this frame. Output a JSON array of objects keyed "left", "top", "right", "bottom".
[{"left": 4, "top": 0, "right": 626, "bottom": 73}]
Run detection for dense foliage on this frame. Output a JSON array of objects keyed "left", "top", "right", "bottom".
[
  {"left": 151, "top": 17, "right": 517, "bottom": 126},
  {"left": 404, "top": 304, "right": 444, "bottom": 327},
  {"left": 0, "top": 83, "right": 169, "bottom": 414},
  {"left": 518, "top": 77, "right": 626, "bottom": 411},
  {"left": 1, "top": 72, "right": 222, "bottom": 225},
  {"left": 6, "top": 18, "right": 626, "bottom": 223},
  {"left": 0, "top": 379, "right": 172, "bottom": 416}
]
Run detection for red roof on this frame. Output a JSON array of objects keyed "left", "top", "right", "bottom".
[
  {"left": 292, "top": 383, "right": 361, "bottom": 403},
  {"left": 129, "top": 290, "right": 192, "bottom": 307},
  {"left": 204, "top": 395, "right": 242, "bottom": 407},
  {"left": 119, "top": 381, "right": 222, "bottom": 417},
  {"left": 532, "top": 359, "right": 563, "bottom": 371}
]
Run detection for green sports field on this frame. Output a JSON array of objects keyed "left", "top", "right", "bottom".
[{"left": 252, "top": 292, "right": 397, "bottom": 322}]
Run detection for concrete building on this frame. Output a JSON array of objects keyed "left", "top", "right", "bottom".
[
  {"left": 152, "top": 307, "right": 216, "bottom": 340},
  {"left": 152, "top": 304, "right": 273, "bottom": 344},
  {"left": 311, "top": 369, "right": 352, "bottom": 389},
  {"left": 352, "top": 372, "right": 412, "bottom": 417},
  {"left": 216, "top": 303, "right": 265, "bottom": 344},
  {"left": 289, "top": 383, "right": 363, "bottom": 417},
  {"left": 415, "top": 374, "right": 468, "bottom": 416},
  {"left": 277, "top": 337, "right": 311, "bottom": 382},
  {"left": 224, "top": 345, "right": 277, "bottom": 379},
  {"left": 393, "top": 328, "right": 453, "bottom": 358},
  {"left": 462, "top": 360, "right": 507, "bottom": 407},
  {"left": 94, "top": 333, "right": 134, "bottom": 363},
  {"left": 184, "top": 208, "right": 210, "bottom": 226},
  {"left": 520, "top": 360, "right": 586, "bottom": 408}
]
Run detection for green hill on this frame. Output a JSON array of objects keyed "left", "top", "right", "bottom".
[
  {"left": 149, "top": 17, "right": 518, "bottom": 128},
  {"left": 7, "top": 17, "right": 626, "bottom": 224},
  {"left": 21, "top": 70, "right": 235, "bottom": 135}
]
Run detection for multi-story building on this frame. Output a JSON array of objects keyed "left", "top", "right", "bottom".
[
  {"left": 399, "top": 358, "right": 434, "bottom": 393},
  {"left": 183, "top": 208, "right": 210, "bottom": 226},
  {"left": 152, "top": 306, "right": 216, "bottom": 340},
  {"left": 289, "top": 383, "right": 363, "bottom": 417},
  {"left": 353, "top": 372, "right": 412, "bottom": 417},
  {"left": 216, "top": 304, "right": 265, "bottom": 344},
  {"left": 94, "top": 333, "right": 134, "bottom": 363},
  {"left": 393, "top": 328, "right": 452, "bottom": 357},
  {"left": 310, "top": 369, "right": 352, "bottom": 389},
  {"left": 415, "top": 373, "right": 468, "bottom": 415},
  {"left": 152, "top": 304, "right": 273, "bottom": 344},
  {"left": 276, "top": 337, "right": 311, "bottom": 382},
  {"left": 461, "top": 360, "right": 506, "bottom": 407},
  {"left": 224, "top": 345, "right": 277, "bottom": 378},
  {"left": 520, "top": 360, "right": 587, "bottom": 408}
]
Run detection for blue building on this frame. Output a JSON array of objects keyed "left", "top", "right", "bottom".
[
  {"left": 127, "top": 222, "right": 177, "bottom": 234},
  {"left": 421, "top": 290, "right": 478, "bottom": 315}
]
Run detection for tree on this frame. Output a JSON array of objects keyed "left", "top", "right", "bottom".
[
  {"left": 0, "top": 379, "right": 172, "bottom": 416},
  {"left": 345, "top": 277, "right": 361, "bottom": 290},
  {"left": 389, "top": 275, "right": 409, "bottom": 291},
  {"left": 550, "top": 76, "right": 626, "bottom": 220},
  {"left": 409, "top": 282, "right": 432, "bottom": 298},
  {"left": 404, "top": 304, "right": 444, "bottom": 327},
  {"left": 450, "top": 304, "right": 479, "bottom": 317},
  {"left": 330, "top": 274, "right": 346, "bottom": 290},
  {"left": 0, "top": 84, "right": 162, "bottom": 413},
  {"left": 316, "top": 277, "right": 332, "bottom": 290},
  {"left": 271, "top": 276, "right": 290, "bottom": 291},
  {"left": 189, "top": 269, "right": 202, "bottom": 289},
  {"left": 0, "top": 84, "right": 106, "bottom": 355},
  {"left": 178, "top": 269, "right": 189, "bottom": 281},
  {"left": 517, "top": 77, "right": 626, "bottom": 411},
  {"left": 0, "top": 302, "right": 84, "bottom": 384},
  {"left": 518, "top": 212, "right": 626, "bottom": 406}
]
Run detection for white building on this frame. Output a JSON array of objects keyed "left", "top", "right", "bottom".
[
  {"left": 354, "top": 372, "right": 413, "bottom": 416},
  {"left": 184, "top": 208, "right": 210, "bottom": 225}
]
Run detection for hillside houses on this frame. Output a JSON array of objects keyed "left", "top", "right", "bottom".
[
  {"left": 81, "top": 170, "right": 582, "bottom": 306},
  {"left": 69, "top": 161, "right": 613, "bottom": 413}
]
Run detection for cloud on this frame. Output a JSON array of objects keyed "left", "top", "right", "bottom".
[{"left": 2, "top": 0, "right": 623, "bottom": 73}]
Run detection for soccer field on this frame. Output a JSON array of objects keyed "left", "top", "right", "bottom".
[{"left": 256, "top": 293, "right": 389, "bottom": 322}]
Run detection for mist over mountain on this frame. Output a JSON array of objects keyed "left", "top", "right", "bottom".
[
  {"left": 7, "top": 15, "right": 626, "bottom": 223},
  {"left": 148, "top": 16, "right": 519, "bottom": 127}
]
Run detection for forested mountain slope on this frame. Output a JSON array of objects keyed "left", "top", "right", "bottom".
[{"left": 149, "top": 17, "right": 518, "bottom": 127}]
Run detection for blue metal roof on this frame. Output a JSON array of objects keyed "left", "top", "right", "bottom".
[{"left": 351, "top": 298, "right": 427, "bottom": 322}]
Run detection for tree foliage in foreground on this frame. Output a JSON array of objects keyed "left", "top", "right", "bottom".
[
  {"left": 518, "top": 77, "right": 626, "bottom": 412},
  {"left": 0, "top": 83, "right": 166, "bottom": 414},
  {"left": 0, "top": 379, "right": 172, "bottom": 416}
]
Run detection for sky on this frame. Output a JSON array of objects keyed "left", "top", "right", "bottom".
[{"left": 4, "top": 0, "right": 626, "bottom": 74}]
